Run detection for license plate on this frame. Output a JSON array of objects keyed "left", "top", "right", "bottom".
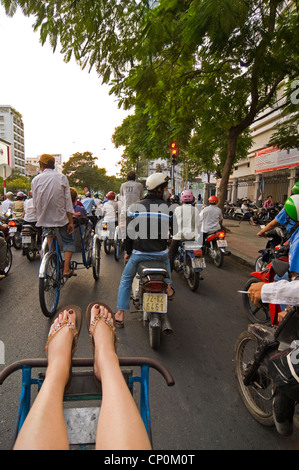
[
  {"left": 217, "top": 239, "right": 227, "bottom": 247},
  {"left": 143, "top": 293, "right": 167, "bottom": 313},
  {"left": 192, "top": 257, "right": 206, "bottom": 268},
  {"left": 9, "top": 227, "right": 17, "bottom": 233},
  {"left": 22, "top": 236, "right": 31, "bottom": 244},
  {"left": 101, "top": 230, "right": 107, "bottom": 238}
]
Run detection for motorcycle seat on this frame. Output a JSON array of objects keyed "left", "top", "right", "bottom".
[
  {"left": 272, "top": 259, "right": 289, "bottom": 278},
  {"left": 137, "top": 260, "right": 168, "bottom": 276}
]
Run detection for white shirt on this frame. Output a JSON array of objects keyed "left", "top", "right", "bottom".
[
  {"left": 199, "top": 204, "right": 223, "bottom": 233},
  {"left": 120, "top": 180, "right": 144, "bottom": 207},
  {"left": 0, "top": 199, "right": 13, "bottom": 215},
  {"left": 262, "top": 280, "right": 299, "bottom": 306},
  {"left": 102, "top": 200, "right": 118, "bottom": 221},
  {"left": 24, "top": 198, "right": 37, "bottom": 222},
  {"left": 31, "top": 169, "right": 74, "bottom": 227},
  {"left": 173, "top": 204, "right": 200, "bottom": 240}
]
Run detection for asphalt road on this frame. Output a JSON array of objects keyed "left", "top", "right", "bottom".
[{"left": 1, "top": 246, "right": 299, "bottom": 450}]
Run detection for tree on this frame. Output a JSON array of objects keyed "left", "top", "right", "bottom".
[{"left": 2, "top": 1, "right": 299, "bottom": 206}]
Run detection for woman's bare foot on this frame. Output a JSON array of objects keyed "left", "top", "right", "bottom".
[
  {"left": 114, "top": 309, "right": 124, "bottom": 327},
  {"left": 89, "top": 304, "right": 118, "bottom": 381},
  {"left": 46, "top": 310, "right": 76, "bottom": 386}
]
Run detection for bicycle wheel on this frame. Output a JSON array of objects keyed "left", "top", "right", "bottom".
[
  {"left": 39, "top": 251, "right": 61, "bottom": 318},
  {"left": 234, "top": 331, "right": 274, "bottom": 426},
  {"left": 92, "top": 237, "right": 101, "bottom": 280},
  {"left": 242, "top": 278, "right": 270, "bottom": 324}
]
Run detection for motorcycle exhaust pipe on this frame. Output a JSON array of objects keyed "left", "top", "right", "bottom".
[{"left": 161, "top": 313, "right": 173, "bottom": 336}]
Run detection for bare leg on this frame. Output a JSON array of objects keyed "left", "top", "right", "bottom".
[
  {"left": 90, "top": 305, "right": 152, "bottom": 450},
  {"left": 63, "top": 251, "right": 73, "bottom": 276},
  {"left": 14, "top": 310, "right": 75, "bottom": 450}
]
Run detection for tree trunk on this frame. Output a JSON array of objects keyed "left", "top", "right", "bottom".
[{"left": 218, "top": 128, "right": 239, "bottom": 209}]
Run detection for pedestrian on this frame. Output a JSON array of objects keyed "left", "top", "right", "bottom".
[{"left": 31, "top": 154, "right": 76, "bottom": 278}]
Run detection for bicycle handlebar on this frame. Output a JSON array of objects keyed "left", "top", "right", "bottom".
[{"left": 0, "top": 357, "right": 175, "bottom": 387}]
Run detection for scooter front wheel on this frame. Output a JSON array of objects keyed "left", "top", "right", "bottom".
[
  {"left": 234, "top": 331, "right": 274, "bottom": 426},
  {"left": 242, "top": 278, "right": 270, "bottom": 324}
]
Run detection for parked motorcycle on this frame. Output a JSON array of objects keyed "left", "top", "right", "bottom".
[
  {"left": 173, "top": 240, "right": 205, "bottom": 292},
  {"left": 242, "top": 247, "right": 290, "bottom": 325},
  {"left": 21, "top": 223, "right": 42, "bottom": 261},
  {"left": 131, "top": 260, "right": 172, "bottom": 350},
  {"left": 8, "top": 218, "right": 23, "bottom": 250},
  {"left": 203, "top": 230, "right": 230, "bottom": 268},
  {"left": 234, "top": 272, "right": 299, "bottom": 431},
  {"left": 255, "top": 226, "right": 287, "bottom": 271}
]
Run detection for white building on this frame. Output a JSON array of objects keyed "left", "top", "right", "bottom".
[
  {"left": 25, "top": 154, "right": 63, "bottom": 177},
  {"left": 0, "top": 106, "right": 25, "bottom": 174}
]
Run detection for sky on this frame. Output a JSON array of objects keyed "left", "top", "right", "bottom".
[{"left": 0, "top": 7, "right": 130, "bottom": 175}]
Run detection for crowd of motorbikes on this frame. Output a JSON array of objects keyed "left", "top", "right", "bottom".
[{"left": 223, "top": 198, "right": 283, "bottom": 225}]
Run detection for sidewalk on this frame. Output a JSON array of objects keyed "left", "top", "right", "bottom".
[{"left": 222, "top": 219, "right": 266, "bottom": 268}]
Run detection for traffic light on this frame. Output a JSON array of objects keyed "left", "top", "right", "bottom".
[{"left": 170, "top": 141, "right": 179, "bottom": 165}]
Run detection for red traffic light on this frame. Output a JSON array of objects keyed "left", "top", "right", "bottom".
[{"left": 170, "top": 141, "right": 179, "bottom": 164}]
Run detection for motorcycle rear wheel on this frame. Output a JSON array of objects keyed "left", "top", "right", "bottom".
[
  {"left": 4, "top": 245, "right": 12, "bottom": 274},
  {"left": 234, "top": 331, "right": 274, "bottom": 426},
  {"left": 186, "top": 258, "right": 199, "bottom": 291},
  {"left": 242, "top": 278, "right": 270, "bottom": 324},
  {"left": 13, "top": 232, "right": 22, "bottom": 250}
]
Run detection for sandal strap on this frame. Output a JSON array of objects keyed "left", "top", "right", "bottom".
[
  {"left": 45, "top": 319, "right": 79, "bottom": 353},
  {"left": 89, "top": 313, "right": 116, "bottom": 339}
]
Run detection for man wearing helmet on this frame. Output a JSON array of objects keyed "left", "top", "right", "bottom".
[
  {"left": 168, "top": 189, "right": 200, "bottom": 271},
  {"left": 114, "top": 173, "right": 174, "bottom": 328},
  {"left": 13, "top": 192, "right": 26, "bottom": 219},
  {"left": 199, "top": 195, "right": 224, "bottom": 242}
]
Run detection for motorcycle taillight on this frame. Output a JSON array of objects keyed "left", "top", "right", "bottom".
[
  {"left": 193, "top": 249, "right": 203, "bottom": 257},
  {"left": 143, "top": 281, "right": 165, "bottom": 292},
  {"left": 218, "top": 231, "right": 226, "bottom": 239},
  {"left": 9, "top": 220, "right": 17, "bottom": 226},
  {"left": 102, "top": 224, "right": 108, "bottom": 230}
]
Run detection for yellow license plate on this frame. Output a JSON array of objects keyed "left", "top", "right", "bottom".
[{"left": 143, "top": 293, "right": 167, "bottom": 313}]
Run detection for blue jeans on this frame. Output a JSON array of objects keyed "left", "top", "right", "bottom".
[{"left": 117, "top": 252, "right": 172, "bottom": 311}]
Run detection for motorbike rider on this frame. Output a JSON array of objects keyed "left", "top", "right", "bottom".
[
  {"left": 240, "top": 198, "right": 258, "bottom": 225},
  {"left": 0, "top": 191, "right": 13, "bottom": 216},
  {"left": 257, "top": 182, "right": 299, "bottom": 240},
  {"left": 13, "top": 192, "right": 26, "bottom": 219},
  {"left": 168, "top": 189, "right": 200, "bottom": 271},
  {"left": 0, "top": 220, "right": 8, "bottom": 279},
  {"left": 119, "top": 170, "right": 144, "bottom": 207},
  {"left": 199, "top": 195, "right": 224, "bottom": 243},
  {"left": 114, "top": 173, "right": 174, "bottom": 328}
]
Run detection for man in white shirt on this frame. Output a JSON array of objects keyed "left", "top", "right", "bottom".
[
  {"left": 0, "top": 192, "right": 13, "bottom": 216},
  {"left": 199, "top": 195, "right": 224, "bottom": 241},
  {"left": 31, "top": 154, "right": 75, "bottom": 277},
  {"left": 119, "top": 171, "right": 144, "bottom": 207}
]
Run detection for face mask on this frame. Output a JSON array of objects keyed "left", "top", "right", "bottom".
[{"left": 163, "top": 190, "right": 170, "bottom": 201}]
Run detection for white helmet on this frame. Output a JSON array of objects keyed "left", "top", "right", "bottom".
[{"left": 146, "top": 173, "right": 169, "bottom": 191}]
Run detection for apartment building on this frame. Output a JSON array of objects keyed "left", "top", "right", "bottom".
[{"left": 0, "top": 106, "right": 25, "bottom": 175}]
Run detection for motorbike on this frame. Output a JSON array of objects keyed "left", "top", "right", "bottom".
[
  {"left": 131, "top": 260, "right": 172, "bottom": 350},
  {"left": 242, "top": 245, "right": 290, "bottom": 325},
  {"left": 255, "top": 226, "right": 287, "bottom": 271},
  {"left": 21, "top": 223, "right": 42, "bottom": 261},
  {"left": 234, "top": 269, "right": 299, "bottom": 432},
  {"left": 100, "top": 220, "right": 117, "bottom": 255},
  {"left": 173, "top": 240, "right": 205, "bottom": 292},
  {"left": 203, "top": 230, "right": 230, "bottom": 268},
  {"left": 0, "top": 218, "right": 13, "bottom": 277},
  {"left": 8, "top": 218, "right": 23, "bottom": 250}
]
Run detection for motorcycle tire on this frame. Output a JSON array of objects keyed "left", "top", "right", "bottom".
[
  {"left": 211, "top": 244, "right": 223, "bottom": 268},
  {"left": 254, "top": 255, "right": 269, "bottom": 272},
  {"left": 149, "top": 324, "right": 161, "bottom": 350},
  {"left": 103, "top": 238, "right": 112, "bottom": 255},
  {"left": 234, "top": 331, "right": 274, "bottom": 427},
  {"left": 242, "top": 278, "right": 270, "bottom": 324},
  {"left": 186, "top": 258, "right": 199, "bottom": 292},
  {"left": 4, "top": 245, "right": 12, "bottom": 275},
  {"left": 26, "top": 250, "right": 37, "bottom": 262},
  {"left": 13, "top": 232, "right": 22, "bottom": 250}
]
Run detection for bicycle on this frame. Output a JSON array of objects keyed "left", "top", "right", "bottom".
[{"left": 39, "top": 217, "right": 101, "bottom": 318}]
